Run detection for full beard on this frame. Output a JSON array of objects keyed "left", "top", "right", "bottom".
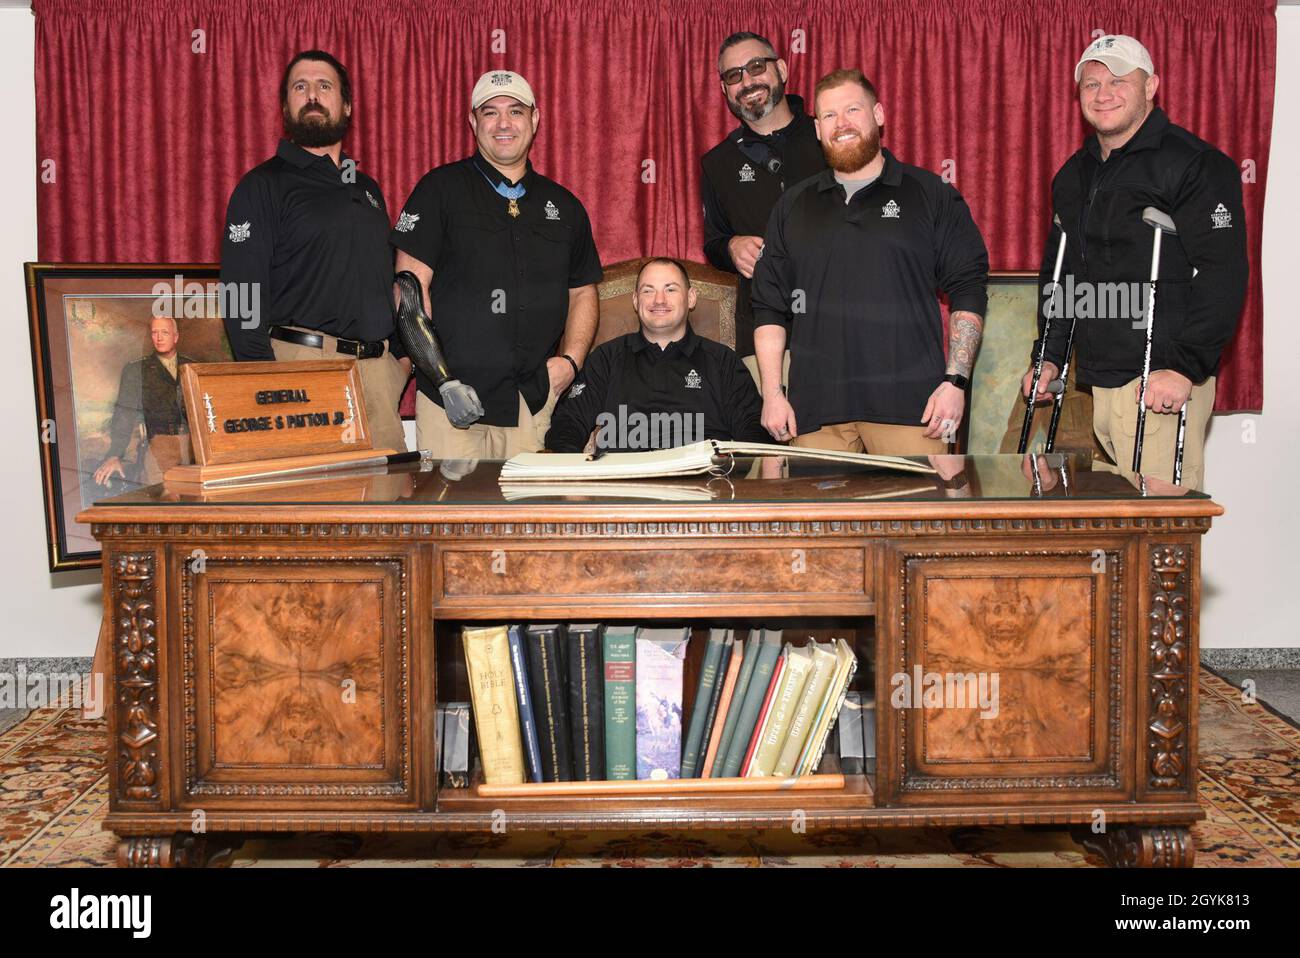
[
  {"left": 823, "top": 126, "right": 881, "bottom": 174},
  {"left": 727, "top": 77, "right": 786, "bottom": 124},
  {"left": 283, "top": 105, "right": 351, "bottom": 148}
]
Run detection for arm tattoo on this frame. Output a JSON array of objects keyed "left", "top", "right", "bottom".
[{"left": 947, "top": 311, "right": 984, "bottom": 378}]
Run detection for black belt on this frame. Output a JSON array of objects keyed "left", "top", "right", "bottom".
[{"left": 271, "top": 326, "right": 386, "bottom": 359}]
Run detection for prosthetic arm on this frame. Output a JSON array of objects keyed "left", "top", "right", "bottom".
[{"left": 393, "top": 271, "right": 484, "bottom": 428}]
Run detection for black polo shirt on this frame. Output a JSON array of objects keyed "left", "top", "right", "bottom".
[
  {"left": 750, "top": 148, "right": 989, "bottom": 433},
  {"left": 389, "top": 154, "right": 603, "bottom": 427},
  {"left": 544, "top": 324, "right": 767, "bottom": 453},
  {"left": 220, "top": 139, "right": 398, "bottom": 361},
  {"left": 701, "top": 94, "right": 828, "bottom": 357}
]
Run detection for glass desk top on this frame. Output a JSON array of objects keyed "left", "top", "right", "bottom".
[{"left": 85, "top": 454, "right": 1211, "bottom": 509}]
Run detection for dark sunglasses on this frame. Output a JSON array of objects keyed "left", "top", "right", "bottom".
[{"left": 720, "top": 56, "right": 779, "bottom": 86}]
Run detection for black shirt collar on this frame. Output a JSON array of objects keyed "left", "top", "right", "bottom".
[
  {"left": 1085, "top": 106, "right": 1169, "bottom": 161},
  {"left": 277, "top": 138, "right": 351, "bottom": 171},
  {"left": 631, "top": 322, "right": 700, "bottom": 356},
  {"left": 471, "top": 151, "right": 534, "bottom": 190},
  {"left": 816, "top": 146, "right": 902, "bottom": 193}
]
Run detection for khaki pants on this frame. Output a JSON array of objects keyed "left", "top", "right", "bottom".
[
  {"left": 141, "top": 432, "right": 192, "bottom": 484},
  {"left": 271, "top": 331, "right": 410, "bottom": 453},
  {"left": 1092, "top": 375, "right": 1215, "bottom": 491},
  {"left": 417, "top": 390, "right": 558, "bottom": 459},
  {"left": 742, "top": 350, "right": 791, "bottom": 394},
  {"left": 791, "top": 420, "right": 947, "bottom": 456}
]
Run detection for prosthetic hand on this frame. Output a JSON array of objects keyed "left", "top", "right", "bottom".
[{"left": 393, "top": 271, "right": 484, "bottom": 429}]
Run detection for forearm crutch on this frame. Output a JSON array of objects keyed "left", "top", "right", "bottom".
[
  {"left": 1132, "top": 207, "right": 1187, "bottom": 484},
  {"left": 1019, "top": 215, "right": 1066, "bottom": 454},
  {"left": 1043, "top": 312, "right": 1078, "bottom": 453}
]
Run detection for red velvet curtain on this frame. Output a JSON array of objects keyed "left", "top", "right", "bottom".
[{"left": 33, "top": 0, "right": 1273, "bottom": 411}]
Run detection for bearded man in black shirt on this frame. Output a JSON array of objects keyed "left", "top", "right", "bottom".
[
  {"left": 751, "top": 69, "right": 990, "bottom": 455},
  {"left": 221, "top": 50, "right": 409, "bottom": 452}
]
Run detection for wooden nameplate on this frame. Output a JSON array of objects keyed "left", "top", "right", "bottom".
[
  {"left": 475, "top": 773, "right": 845, "bottom": 797},
  {"left": 165, "top": 359, "right": 395, "bottom": 487}
]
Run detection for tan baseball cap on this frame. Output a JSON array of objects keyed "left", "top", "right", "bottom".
[
  {"left": 1074, "top": 35, "right": 1155, "bottom": 83},
  {"left": 471, "top": 70, "right": 536, "bottom": 110}
]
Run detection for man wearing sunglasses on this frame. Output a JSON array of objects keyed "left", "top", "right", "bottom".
[{"left": 701, "top": 32, "right": 826, "bottom": 381}]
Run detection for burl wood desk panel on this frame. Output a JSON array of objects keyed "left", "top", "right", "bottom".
[{"left": 80, "top": 455, "right": 1219, "bottom": 868}]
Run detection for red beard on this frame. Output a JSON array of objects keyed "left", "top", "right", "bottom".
[{"left": 823, "top": 126, "right": 881, "bottom": 173}]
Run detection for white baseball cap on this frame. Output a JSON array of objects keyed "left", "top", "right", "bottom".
[
  {"left": 1074, "top": 35, "right": 1155, "bottom": 83},
  {"left": 471, "top": 70, "right": 536, "bottom": 110}
]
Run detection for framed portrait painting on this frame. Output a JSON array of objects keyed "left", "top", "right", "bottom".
[{"left": 26, "top": 263, "right": 232, "bottom": 570}]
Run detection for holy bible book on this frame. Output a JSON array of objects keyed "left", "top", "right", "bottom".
[{"left": 500, "top": 440, "right": 937, "bottom": 481}]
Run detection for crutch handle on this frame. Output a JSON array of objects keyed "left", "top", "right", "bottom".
[{"left": 1142, "top": 207, "right": 1177, "bottom": 234}]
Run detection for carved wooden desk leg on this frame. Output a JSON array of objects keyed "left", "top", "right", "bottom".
[
  {"left": 118, "top": 834, "right": 200, "bottom": 868},
  {"left": 118, "top": 834, "right": 242, "bottom": 868},
  {"left": 1073, "top": 824, "right": 1196, "bottom": 868}
]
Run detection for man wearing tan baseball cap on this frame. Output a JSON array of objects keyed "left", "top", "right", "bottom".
[
  {"left": 1021, "top": 35, "right": 1248, "bottom": 491},
  {"left": 389, "top": 70, "right": 602, "bottom": 458}
]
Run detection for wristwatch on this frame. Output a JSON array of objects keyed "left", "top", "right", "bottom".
[{"left": 943, "top": 373, "right": 970, "bottom": 391}]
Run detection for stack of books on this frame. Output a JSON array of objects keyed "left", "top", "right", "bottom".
[{"left": 460, "top": 624, "right": 858, "bottom": 786}]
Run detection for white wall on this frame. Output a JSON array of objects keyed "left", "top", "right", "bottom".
[
  {"left": 1, "top": 7, "right": 104, "bottom": 658},
  {"left": 1198, "top": 9, "right": 1300, "bottom": 648},
  {"left": 0, "top": 7, "right": 1294, "bottom": 657}
]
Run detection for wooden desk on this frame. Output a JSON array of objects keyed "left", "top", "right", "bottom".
[{"left": 79, "top": 454, "right": 1219, "bottom": 868}]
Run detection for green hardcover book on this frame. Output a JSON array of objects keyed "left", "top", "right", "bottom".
[
  {"left": 774, "top": 641, "right": 838, "bottom": 776},
  {"left": 680, "top": 628, "right": 729, "bottom": 778},
  {"left": 719, "top": 629, "right": 784, "bottom": 777},
  {"left": 748, "top": 645, "right": 813, "bottom": 777},
  {"left": 602, "top": 626, "right": 638, "bottom": 780},
  {"left": 710, "top": 629, "right": 763, "bottom": 776}
]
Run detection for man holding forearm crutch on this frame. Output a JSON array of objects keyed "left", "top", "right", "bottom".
[{"left": 1021, "top": 35, "right": 1248, "bottom": 490}]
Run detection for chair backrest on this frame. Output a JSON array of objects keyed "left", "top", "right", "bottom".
[{"left": 595, "top": 258, "right": 737, "bottom": 350}]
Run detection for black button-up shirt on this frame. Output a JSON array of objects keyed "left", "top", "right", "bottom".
[
  {"left": 544, "top": 324, "right": 767, "bottom": 453},
  {"left": 220, "top": 139, "right": 398, "bottom": 361},
  {"left": 751, "top": 148, "right": 989, "bottom": 433},
  {"left": 389, "top": 154, "right": 603, "bottom": 427}
]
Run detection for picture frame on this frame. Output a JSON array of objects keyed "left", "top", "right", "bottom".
[
  {"left": 970, "top": 270, "right": 1101, "bottom": 458},
  {"left": 25, "top": 263, "right": 233, "bottom": 570}
]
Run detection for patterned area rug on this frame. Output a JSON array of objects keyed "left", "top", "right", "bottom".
[{"left": 2, "top": 672, "right": 1297, "bottom": 867}]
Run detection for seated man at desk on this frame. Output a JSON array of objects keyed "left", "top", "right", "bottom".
[{"left": 545, "top": 257, "right": 768, "bottom": 453}]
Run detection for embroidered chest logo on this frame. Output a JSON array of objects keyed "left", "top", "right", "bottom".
[
  {"left": 567, "top": 382, "right": 585, "bottom": 399},
  {"left": 881, "top": 199, "right": 901, "bottom": 219},
  {"left": 227, "top": 221, "right": 251, "bottom": 243},
  {"left": 395, "top": 211, "right": 420, "bottom": 233},
  {"left": 365, "top": 190, "right": 381, "bottom": 210},
  {"left": 1211, "top": 203, "right": 1232, "bottom": 230},
  {"left": 684, "top": 369, "right": 702, "bottom": 389},
  {"left": 738, "top": 163, "right": 756, "bottom": 183},
  {"left": 545, "top": 200, "right": 561, "bottom": 221}
]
